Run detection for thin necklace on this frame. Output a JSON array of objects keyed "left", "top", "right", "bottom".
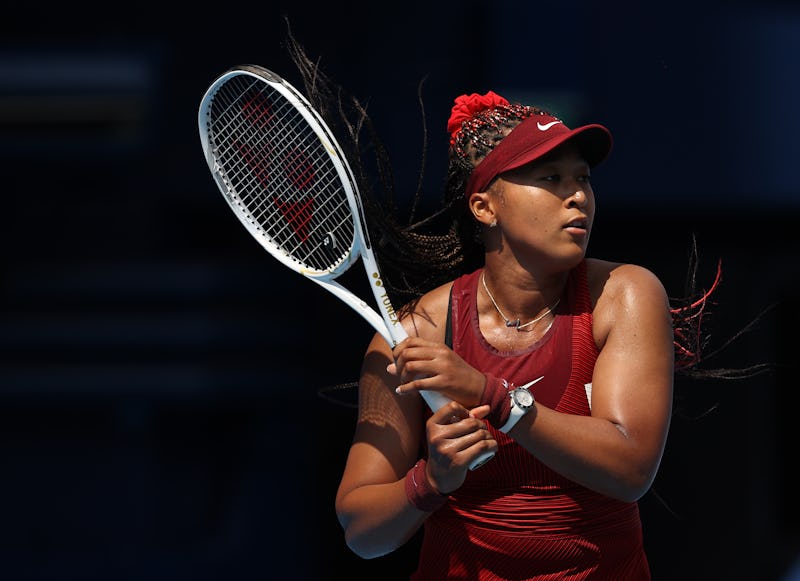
[{"left": 481, "top": 271, "right": 561, "bottom": 331}]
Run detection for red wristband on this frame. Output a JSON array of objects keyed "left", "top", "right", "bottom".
[
  {"left": 481, "top": 374, "right": 512, "bottom": 429},
  {"left": 404, "top": 459, "right": 448, "bottom": 512}
]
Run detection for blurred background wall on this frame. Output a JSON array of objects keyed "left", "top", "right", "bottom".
[{"left": 0, "top": 1, "right": 798, "bottom": 579}]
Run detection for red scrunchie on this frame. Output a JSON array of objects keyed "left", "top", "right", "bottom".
[
  {"left": 404, "top": 459, "right": 448, "bottom": 512},
  {"left": 447, "top": 91, "right": 510, "bottom": 144}
]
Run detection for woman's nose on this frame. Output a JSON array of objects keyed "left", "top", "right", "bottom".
[{"left": 569, "top": 189, "right": 587, "bottom": 207}]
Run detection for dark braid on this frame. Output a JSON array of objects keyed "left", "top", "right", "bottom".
[
  {"left": 285, "top": 25, "right": 429, "bottom": 304},
  {"left": 669, "top": 237, "right": 773, "bottom": 406}
]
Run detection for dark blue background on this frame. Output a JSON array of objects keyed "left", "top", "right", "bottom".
[{"left": 1, "top": 1, "right": 798, "bottom": 579}]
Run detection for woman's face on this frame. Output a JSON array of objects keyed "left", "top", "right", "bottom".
[{"left": 489, "top": 141, "right": 595, "bottom": 267}]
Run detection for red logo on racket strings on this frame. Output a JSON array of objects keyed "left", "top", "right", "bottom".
[
  {"left": 234, "top": 140, "right": 273, "bottom": 188},
  {"left": 283, "top": 147, "right": 316, "bottom": 190},
  {"left": 272, "top": 196, "right": 314, "bottom": 243},
  {"left": 272, "top": 148, "right": 317, "bottom": 243},
  {"left": 240, "top": 89, "right": 274, "bottom": 129}
]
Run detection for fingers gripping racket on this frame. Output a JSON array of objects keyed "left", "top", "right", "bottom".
[{"left": 198, "top": 65, "right": 493, "bottom": 469}]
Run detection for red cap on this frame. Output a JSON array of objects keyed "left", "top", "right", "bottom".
[{"left": 465, "top": 114, "right": 613, "bottom": 196}]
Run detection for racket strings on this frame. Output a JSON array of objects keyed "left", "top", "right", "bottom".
[{"left": 207, "top": 76, "right": 356, "bottom": 273}]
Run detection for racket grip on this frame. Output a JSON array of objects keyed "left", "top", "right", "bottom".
[
  {"left": 419, "top": 390, "right": 451, "bottom": 412},
  {"left": 469, "top": 450, "right": 495, "bottom": 470},
  {"left": 419, "top": 390, "right": 496, "bottom": 471}
]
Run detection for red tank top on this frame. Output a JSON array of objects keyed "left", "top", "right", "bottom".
[{"left": 411, "top": 261, "right": 651, "bottom": 580}]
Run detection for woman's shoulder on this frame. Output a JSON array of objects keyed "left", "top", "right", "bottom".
[
  {"left": 585, "top": 258, "right": 666, "bottom": 300},
  {"left": 399, "top": 280, "right": 455, "bottom": 342},
  {"left": 583, "top": 258, "right": 667, "bottom": 329}
]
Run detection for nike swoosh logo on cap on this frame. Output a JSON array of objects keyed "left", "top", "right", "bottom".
[{"left": 537, "top": 120, "right": 562, "bottom": 131}]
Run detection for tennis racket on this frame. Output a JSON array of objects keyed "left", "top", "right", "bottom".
[{"left": 197, "top": 65, "right": 493, "bottom": 470}]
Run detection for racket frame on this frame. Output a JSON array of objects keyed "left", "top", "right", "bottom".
[
  {"left": 199, "top": 65, "right": 403, "bottom": 347},
  {"left": 199, "top": 65, "right": 493, "bottom": 468}
]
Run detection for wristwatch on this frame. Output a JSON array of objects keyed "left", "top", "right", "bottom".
[{"left": 500, "top": 377, "right": 542, "bottom": 434}]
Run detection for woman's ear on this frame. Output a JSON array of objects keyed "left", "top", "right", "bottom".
[{"left": 468, "top": 191, "right": 496, "bottom": 228}]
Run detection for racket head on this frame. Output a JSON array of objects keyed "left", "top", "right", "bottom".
[{"left": 198, "top": 65, "right": 367, "bottom": 280}]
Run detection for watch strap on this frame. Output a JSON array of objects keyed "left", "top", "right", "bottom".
[{"left": 499, "top": 395, "right": 528, "bottom": 434}]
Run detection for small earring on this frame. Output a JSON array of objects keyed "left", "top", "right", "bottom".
[{"left": 489, "top": 219, "right": 497, "bottom": 228}]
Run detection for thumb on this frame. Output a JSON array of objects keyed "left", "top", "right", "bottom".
[{"left": 468, "top": 404, "right": 491, "bottom": 419}]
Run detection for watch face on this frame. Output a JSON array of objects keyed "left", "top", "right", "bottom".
[{"left": 513, "top": 388, "right": 534, "bottom": 408}]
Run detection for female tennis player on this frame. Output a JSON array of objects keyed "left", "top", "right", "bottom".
[
  {"left": 284, "top": 28, "right": 766, "bottom": 581},
  {"left": 335, "top": 89, "right": 667, "bottom": 579}
]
